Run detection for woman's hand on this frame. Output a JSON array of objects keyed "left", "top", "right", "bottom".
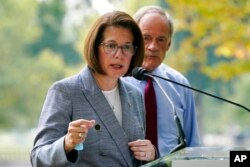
[
  {"left": 64, "top": 119, "right": 95, "bottom": 153},
  {"left": 128, "top": 139, "right": 156, "bottom": 161}
]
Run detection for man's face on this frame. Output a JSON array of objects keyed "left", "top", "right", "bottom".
[{"left": 138, "top": 13, "right": 171, "bottom": 72}]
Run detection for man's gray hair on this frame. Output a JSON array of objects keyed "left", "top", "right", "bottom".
[{"left": 133, "top": 5, "right": 174, "bottom": 38}]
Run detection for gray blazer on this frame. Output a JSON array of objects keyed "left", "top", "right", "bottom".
[{"left": 31, "top": 66, "right": 146, "bottom": 167}]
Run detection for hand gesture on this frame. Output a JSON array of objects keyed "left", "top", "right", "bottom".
[
  {"left": 64, "top": 119, "right": 95, "bottom": 153},
  {"left": 128, "top": 139, "right": 156, "bottom": 161}
]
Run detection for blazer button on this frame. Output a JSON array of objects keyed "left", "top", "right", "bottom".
[{"left": 99, "top": 153, "right": 107, "bottom": 156}]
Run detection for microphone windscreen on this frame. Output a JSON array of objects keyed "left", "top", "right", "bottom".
[{"left": 132, "top": 67, "right": 148, "bottom": 80}]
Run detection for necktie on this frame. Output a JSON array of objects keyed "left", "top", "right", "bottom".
[{"left": 144, "top": 78, "right": 158, "bottom": 149}]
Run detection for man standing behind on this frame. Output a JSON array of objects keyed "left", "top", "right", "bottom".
[{"left": 124, "top": 5, "right": 201, "bottom": 157}]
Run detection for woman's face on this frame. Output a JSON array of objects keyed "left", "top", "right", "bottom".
[{"left": 98, "top": 26, "right": 134, "bottom": 79}]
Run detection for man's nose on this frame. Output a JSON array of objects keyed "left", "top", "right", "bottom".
[{"left": 146, "top": 39, "right": 158, "bottom": 50}]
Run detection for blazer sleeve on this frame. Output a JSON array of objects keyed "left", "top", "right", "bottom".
[{"left": 31, "top": 82, "right": 78, "bottom": 167}]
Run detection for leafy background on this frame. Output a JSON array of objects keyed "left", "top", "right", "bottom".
[{"left": 0, "top": 0, "right": 249, "bottom": 166}]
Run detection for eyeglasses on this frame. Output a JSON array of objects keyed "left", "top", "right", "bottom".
[{"left": 100, "top": 42, "right": 137, "bottom": 57}]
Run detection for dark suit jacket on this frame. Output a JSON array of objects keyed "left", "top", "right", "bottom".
[{"left": 31, "top": 66, "right": 146, "bottom": 167}]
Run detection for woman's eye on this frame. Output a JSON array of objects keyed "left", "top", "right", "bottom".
[
  {"left": 107, "top": 44, "right": 117, "bottom": 48},
  {"left": 123, "top": 45, "right": 131, "bottom": 50}
]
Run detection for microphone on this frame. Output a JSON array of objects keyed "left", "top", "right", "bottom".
[
  {"left": 132, "top": 67, "right": 148, "bottom": 80},
  {"left": 132, "top": 67, "right": 187, "bottom": 153},
  {"left": 132, "top": 67, "right": 250, "bottom": 113}
]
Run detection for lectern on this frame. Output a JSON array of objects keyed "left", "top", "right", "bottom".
[{"left": 140, "top": 147, "right": 248, "bottom": 167}]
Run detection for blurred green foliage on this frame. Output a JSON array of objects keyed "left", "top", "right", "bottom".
[
  {"left": 165, "top": 0, "right": 250, "bottom": 135},
  {"left": 0, "top": 0, "right": 80, "bottom": 129},
  {"left": 167, "top": 0, "right": 250, "bottom": 83}
]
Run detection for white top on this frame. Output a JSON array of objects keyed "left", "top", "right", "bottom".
[{"left": 102, "top": 86, "right": 122, "bottom": 125}]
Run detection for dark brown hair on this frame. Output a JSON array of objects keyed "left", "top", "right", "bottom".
[{"left": 84, "top": 10, "right": 144, "bottom": 76}]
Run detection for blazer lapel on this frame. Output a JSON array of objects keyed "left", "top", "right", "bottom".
[
  {"left": 120, "top": 81, "right": 145, "bottom": 142},
  {"left": 79, "top": 67, "right": 133, "bottom": 166}
]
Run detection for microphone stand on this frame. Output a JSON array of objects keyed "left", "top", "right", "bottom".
[
  {"left": 132, "top": 67, "right": 249, "bottom": 159},
  {"left": 151, "top": 76, "right": 187, "bottom": 154},
  {"left": 146, "top": 73, "right": 250, "bottom": 113}
]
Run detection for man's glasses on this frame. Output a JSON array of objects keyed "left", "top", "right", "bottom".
[{"left": 100, "top": 42, "right": 137, "bottom": 57}]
